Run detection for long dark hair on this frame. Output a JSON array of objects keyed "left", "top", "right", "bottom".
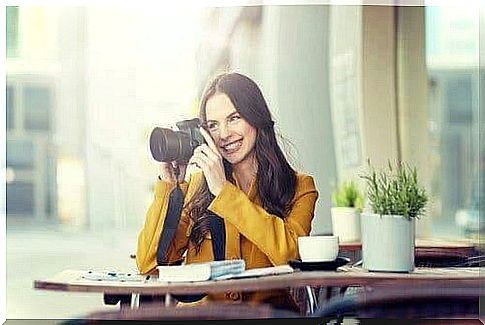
[{"left": 185, "top": 72, "right": 297, "bottom": 252}]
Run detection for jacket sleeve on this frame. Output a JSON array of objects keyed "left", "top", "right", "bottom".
[
  {"left": 207, "top": 174, "right": 318, "bottom": 266},
  {"left": 136, "top": 179, "right": 191, "bottom": 274}
]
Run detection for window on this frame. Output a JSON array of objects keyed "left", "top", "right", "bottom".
[
  {"left": 7, "top": 6, "right": 19, "bottom": 58},
  {"left": 6, "top": 81, "right": 56, "bottom": 220},
  {"left": 446, "top": 74, "right": 473, "bottom": 124},
  {"left": 24, "top": 86, "right": 52, "bottom": 131},
  {"left": 7, "top": 182, "right": 35, "bottom": 215},
  {"left": 6, "top": 139, "right": 35, "bottom": 170},
  {"left": 7, "top": 86, "right": 15, "bottom": 130},
  {"left": 425, "top": 7, "right": 479, "bottom": 238}
]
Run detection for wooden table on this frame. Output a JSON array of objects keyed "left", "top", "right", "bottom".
[
  {"left": 34, "top": 266, "right": 482, "bottom": 315},
  {"left": 34, "top": 266, "right": 482, "bottom": 297}
]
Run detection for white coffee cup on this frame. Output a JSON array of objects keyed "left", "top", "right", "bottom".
[{"left": 298, "top": 235, "right": 339, "bottom": 262}]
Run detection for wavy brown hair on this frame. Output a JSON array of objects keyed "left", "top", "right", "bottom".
[{"left": 185, "top": 72, "right": 297, "bottom": 252}]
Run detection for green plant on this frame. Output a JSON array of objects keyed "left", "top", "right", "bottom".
[
  {"left": 331, "top": 181, "right": 365, "bottom": 212},
  {"left": 360, "top": 159, "right": 428, "bottom": 219}
]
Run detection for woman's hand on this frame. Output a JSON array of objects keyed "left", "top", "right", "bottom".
[
  {"left": 158, "top": 161, "right": 187, "bottom": 183},
  {"left": 188, "top": 127, "right": 226, "bottom": 196}
]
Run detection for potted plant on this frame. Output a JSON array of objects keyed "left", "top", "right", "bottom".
[
  {"left": 331, "top": 181, "right": 364, "bottom": 242},
  {"left": 360, "top": 160, "right": 428, "bottom": 272}
]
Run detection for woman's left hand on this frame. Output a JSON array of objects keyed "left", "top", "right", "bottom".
[{"left": 188, "top": 127, "right": 226, "bottom": 196}]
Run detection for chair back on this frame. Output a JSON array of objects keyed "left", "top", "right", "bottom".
[{"left": 313, "top": 285, "right": 483, "bottom": 320}]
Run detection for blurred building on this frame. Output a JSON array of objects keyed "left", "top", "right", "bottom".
[
  {"left": 6, "top": 6, "right": 199, "bottom": 231},
  {"left": 5, "top": 5, "right": 481, "bottom": 238},
  {"left": 6, "top": 7, "right": 66, "bottom": 225},
  {"left": 194, "top": 5, "right": 481, "bottom": 237},
  {"left": 425, "top": 7, "right": 480, "bottom": 236},
  {"left": 195, "top": 6, "right": 337, "bottom": 234}
]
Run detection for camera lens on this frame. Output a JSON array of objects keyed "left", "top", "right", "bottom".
[{"left": 149, "top": 127, "right": 192, "bottom": 162}]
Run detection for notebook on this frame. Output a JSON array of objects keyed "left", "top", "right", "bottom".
[{"left": 213, "top": 264, "right": 294, "bottom": 280}]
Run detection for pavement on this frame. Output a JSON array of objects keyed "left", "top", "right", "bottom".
[{"left": 6, "top": 223, "right": 140, "bottom": 320}]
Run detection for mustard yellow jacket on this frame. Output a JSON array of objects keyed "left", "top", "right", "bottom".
[{"left": 136, "top": 172, "right": 318, "bottom": 311}]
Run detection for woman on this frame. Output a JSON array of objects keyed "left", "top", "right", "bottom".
[{"left": 136, "top": 72, "right": 319, "bottom": 312}]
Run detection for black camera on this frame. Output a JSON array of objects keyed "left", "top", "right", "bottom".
[{"left": 149, "top": 118, "right": 205, "bottom": 163}]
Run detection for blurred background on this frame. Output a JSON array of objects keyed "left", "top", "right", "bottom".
[{"left": 4, "top": 3, "right": 483, "bottom": 319}]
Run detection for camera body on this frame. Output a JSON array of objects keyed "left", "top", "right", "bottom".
[
  {"left": 175, "top": 118, "right": 205, "bottom": 151},
  {"left": 149, "top": 118, "right": 205, "bottom": 163}
]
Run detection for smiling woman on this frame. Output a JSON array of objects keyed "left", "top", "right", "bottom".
[
  {"left": 204, "top": 94, "right": 257, "bottom": 167},
  {"left": 136, "top": 72, "right": 319, "bottom": 313}
]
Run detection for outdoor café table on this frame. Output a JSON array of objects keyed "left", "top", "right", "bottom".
[{"left": 34, "top": 266, "right": 483, "bottom": 313}]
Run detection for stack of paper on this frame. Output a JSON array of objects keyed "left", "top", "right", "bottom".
[{"left": 81, "top": 271, "right": 147, "bottom": 282}]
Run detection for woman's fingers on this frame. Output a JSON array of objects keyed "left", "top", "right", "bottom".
[
  {"left": 197, "top": 144, "right": 220, "bottom": 162},
  {"left": 190, "top": 135, "right": 226, "bottom": 196},
  {"left": 188, "top": 152, "right": 210, "bottom": 170},
  {"left": 199, "top": 127, "right": 221, "bottom": 156},
  {"left": 193, "top": 145, "right": 222, "bottom": 171}
]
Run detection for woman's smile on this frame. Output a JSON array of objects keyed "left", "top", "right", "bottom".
[{"left": 220, "top": 139, "right": 243, "bottom": 155}]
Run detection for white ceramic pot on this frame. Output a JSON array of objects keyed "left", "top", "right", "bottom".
[
  {"left": 331, "top": 207, "right": 361, "bottom": 242},
  {"left": 361, "top": 212, "right": 415, "bottom": 272}
]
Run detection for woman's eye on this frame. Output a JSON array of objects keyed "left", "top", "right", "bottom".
[
  {"left": 229, "top": 115, "right": 241, "bottom": 123},
  {"left": 207, "top": 122, "right": 218, "bottom": 131}
]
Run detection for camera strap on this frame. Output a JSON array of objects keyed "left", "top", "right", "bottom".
[
  {"left": 155, "top": 179, "right": 226, "bottom": 303},
  {"left": 156, "top": 169, "right": 226, "bottom": 264},
  {"left": 208, "top": 210, "right": 226, "bottom": 261},
  {"left": 156, "top": 183, "right": 185, "bottom": 266}
]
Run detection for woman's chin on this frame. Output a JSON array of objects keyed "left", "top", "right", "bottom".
[
  {"left": 223, "top": 152, "right": 243, "bottom": 165},
  {"left": 224, "top": 156, "right": 239, "bottom": 165}
]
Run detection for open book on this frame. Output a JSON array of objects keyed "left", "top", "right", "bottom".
[{"left": 157, "top": 259, "right": 246, "bottom": 282}]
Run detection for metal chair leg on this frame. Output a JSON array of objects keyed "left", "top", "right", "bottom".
[
  {"left": 165, "top": 293, "right": 174, "bottom": 307},
  {"left": 305, "top": 286, "right": 318, "bottom": 315},
  {"left": 131, "top": 293, "right": 140, "bottom": 308}
]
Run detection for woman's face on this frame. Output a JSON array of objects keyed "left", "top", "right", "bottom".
[{"left": 205, "top": 93, "right": 257, "bottom": 167}]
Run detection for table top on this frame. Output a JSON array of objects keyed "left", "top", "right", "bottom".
[{"left": 34, "top": 266, "right": 483, "bottom": 295}]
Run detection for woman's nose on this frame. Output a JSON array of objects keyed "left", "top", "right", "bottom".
[{"left": 219, "top": 123, "right": 231, "bottom": 140}]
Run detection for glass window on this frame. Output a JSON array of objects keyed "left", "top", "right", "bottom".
[
  {"left": 425, "top": 7, "right": 479, "bottom": 238},
  {"left": 6, "top": 182, "right": 35, "bottom": 215},
  {"left": 446, "top": 73, "right": 473, "bottom": 124},
  {"left": 23, "top": 86, "right": 52, "bottom": 131},
  {"left": 7, "top": 86, "right": 15, "bottom": 130},
  {"left": 6, "top": 6, "right": 19, "bottom": 58},
  {"left": 7, "top": 139, "right": 35, "bottom": 170},
  {"left": 45, "top": 154, "right": 56, "bottom": 217}
]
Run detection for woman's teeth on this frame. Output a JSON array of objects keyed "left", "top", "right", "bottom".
[{"left": 223, "top": 140, "right": 242, "bottom": 152}]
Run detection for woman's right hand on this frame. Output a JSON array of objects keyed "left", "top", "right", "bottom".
[{"left": 158, "top": 161, "right": 187, "bottom": 183}]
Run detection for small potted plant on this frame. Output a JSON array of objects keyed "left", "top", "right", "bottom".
[
  {"left": 360, "top": 160, "right": 428, "bottom": 272},
  {"left": 331, "top": 181, "right": 364, "bottom": 243}
]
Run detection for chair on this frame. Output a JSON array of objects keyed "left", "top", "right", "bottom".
[
  {"left": 311, "top": 285, "right": 483, "bottom": 320},
  {"left": 67, "top": 302, "right": 301, "bottom": 322},
  {"left": 415, "top": 248, "right": 484, "bottom": 267}
]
